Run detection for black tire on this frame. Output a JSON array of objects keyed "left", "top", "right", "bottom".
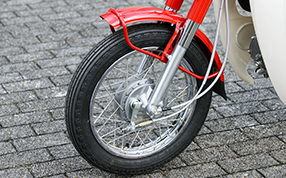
[{"left": 65, "top": 23, "right": 212, "bottom": 175}]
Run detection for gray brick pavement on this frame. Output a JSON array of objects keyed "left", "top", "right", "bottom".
[{"left": 0, "top": 0, "right": 285, "bottom": 177}]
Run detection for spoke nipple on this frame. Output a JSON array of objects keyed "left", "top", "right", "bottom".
[{"left": 97, "top": 129, "right": 101, "bottom": 133}]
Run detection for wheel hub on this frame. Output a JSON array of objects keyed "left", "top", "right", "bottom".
[{"left": 115, "top": 78, "right": 155, "bottom": 123}]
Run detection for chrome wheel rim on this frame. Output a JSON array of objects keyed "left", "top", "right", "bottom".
[{"left": 90, "top": 47, "right": 197, "bottom": 158}]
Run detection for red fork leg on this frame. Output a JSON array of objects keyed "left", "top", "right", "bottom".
[{"left": 187, "top": 0, "right": 213, "bottom": 24}]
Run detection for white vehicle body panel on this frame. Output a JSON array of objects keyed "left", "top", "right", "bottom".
[{"left": 250, "top": 0, "right": 286, "bottom": 104}]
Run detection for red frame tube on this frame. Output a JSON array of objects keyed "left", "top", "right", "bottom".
[
  {"left": 187, "top": 0, "right": 212, "bottom": 24},
  {"left": 165, "top": 0, "right": 184, "bottom": 11}
]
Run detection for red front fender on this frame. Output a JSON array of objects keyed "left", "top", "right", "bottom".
[
  {"left": 100, "top": 6, "right": 185, "bottom": 29},
  {"left": 100, "top": 6, "right": 225, "bottom": 83}
]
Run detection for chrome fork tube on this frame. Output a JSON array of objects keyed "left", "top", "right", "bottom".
[{"left": 147, "top": 19, "right": 200, "bottom": 115}]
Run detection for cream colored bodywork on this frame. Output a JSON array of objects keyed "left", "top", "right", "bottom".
[
  {"left": 250, "top": 0, "right": 286, "bottom": 104},
  {"left": 213, "top": 0, "right": 255, "bottom": 85},
  {"left": 213, "top": 0, "right": 286, "bottom": 104}
]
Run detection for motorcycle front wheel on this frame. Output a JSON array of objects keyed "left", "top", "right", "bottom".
[{"left": 65, "top": 23, "right": 212, "bottom": 174}]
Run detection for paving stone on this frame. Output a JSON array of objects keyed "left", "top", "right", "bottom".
[
  {"left": 66, "top": 64, "right": 78, "bottom": 74},
  {"left": 79, "top": 9, "right": 109, "bottom": 20},
  {"left": 54, "top": 3, "right": 95, "bottom": 13},
  {"left": 148, "top": 171, "right": 165, "bottom": 178},
  {"left": 258, "top": 165, "right": 286, "bottom": 178},
  {"left": 0, "top": 141, "right": 16, "bottom": 155},
  {"left": 227, "top": 89, "right": 277, "bottom": 103},
  {"left": 0, "top": 62, "right": 39, "bottom": 74},
  {"left": 160, "top": 156, "right": 187, "bottom": 170},
  {"left": 179, "top": 151, "right": 203, "bottom": 166},
  {"left": 211, "top": 95, "right": 234, "bottom": 107},
  {"left": 48, "top": 144, "right": 79, "bottom": 159},
  {"left": 0, "top": 72, "right": 23, "bottom": 83},
  {"left": 3, "top": 78, "right": 54, "bottom": 92},
  {"left": 0, "top": 31, "right": 13, "bottom": 41},
  {"left": 242, "top": 122, "right": 286, "bottom": 139},
  {"left": 229, "top": 137, "right": 286, "bottom": 156},
  {"left": 166, "top": 163, "right": 226, "bottom": 177},
  {"left": 187, "top": 145, "right": 238, "bottom": 163},
  {"left": 17, "top": 98, "right": 65, "bottom": 113},
  {"left": 215, "top": 101, "right": 269, "bottom": 117},
  {"left": 0, "top": 104, "right": 19, "bottom": 117},
  {"left": 185, "top": 141, "right": 200, "bottom": 151},
  {"left": 66, "top": 36, "right": 102, "bottom": 47},
  {"left": 224, "top": 82, "right": 244, "bottom": 94},
  {"left": 5, "top": 25, "right": 55, "bottom": 39},
  {"left": 0, "top": 46, "right": 26, "bottom": 56},
  {"left": 21, "top": 67, "right": 70, "bottom": 80},
  {"left": 262, "top": 98, "right": 286, "bottom": 110},
  {"left": 224, "top": 170, "right": 263, "bottom": 178},
  {"left": 51, "top": 47, "right": 91, "bottom": 58},
  {"left": 0, "top": 56, "right": 9, "bottom": 66},
  {"left": 0, "top": 167, "right": 33, "bottom": 178},
  {"left": 50, "top": 108, "right": 65, "bottom": 120},
  {"left": 50, "top": 75, "right": 73, "bottom": 86},
  {"left": 237, "top": 78, "right": 273, "bottom": 90},
  {"left": 36, "top": 56, "right": 81, "bottom": 68},
  {"left": 0, "top": 111, "right": 52, "bottom": 127},
  {"left": 13, "top": 132, "right": 70, "bottom": 151},
  {"left": 6, "top": 51, "right": 55, "bottom": 64},
  {"left": 218, "top": 153, "right": 279, "bottom": 173},
  {"left": 0, "top": 91, "right": 37, "bottom": 104},
  {"left": 0, "top": 86, "right": 6, "bottom": 94},
  {"left": 14, "top": 8, "right": 54, "bottom": 17},
  {"left": 1, "top": 16, "right": 43, "bottom": 25},
  {"left": 35, "top": 86, "right": 68, "bottom": 99},
  {"left": 46, "top": 174, "right": 67, "bottom": 178},
  {"left": 66, "top": 168, "right": 107, "bottom": 178},
  {"left": 0, "top": 149, "right": 52, "bottom": 169},
  {"left": 29, "top": 157, "right": 91, "bottom": 177},
  {"left": 195, "top": 130, "right": 249, "bottom": 148},
  {"left": 205, "top": 115, "right": 258, "bottom": 132},
  {"left": 0, "top": 125, "right": 35, "bottom": 141},
  {"left": 0, "top": 11, "right": 17, "bottom": 19},
  {"left": 25, "top": 20, "right": 68, "bottom": 31},
  {"left": 278, "top": 135, "right": 286, "bottom": 143},
  {"left": 52, "top": 23, "right": 96, "bottom": 34},
  {"left": 206, "top": 107, "right": 223, "bottom": 121},
  {"left": 31, "top": 120, "right": 66, "bottom": 135},
  {"left": 40, "top": 11, "right": 81, "bottom": 21},
  {"left": 37, "top": 32, "right": 82, "bottom": 43},
  {"left": 24, "top": 41, "right": 69, "bottom": 53},
  {"left": 270, "top": 149, "right": 286, "bottom": 164},
  {"left": 28, "top": 1, "right": 68, "bottom": 9},
  {"left": 251, "top": 109, "right": 286, "bottom": 124},
  {"left": 198, "top": 125, "right": 212, "bottom": 135},
  {"left": 5, "top": 0, "right": 42, "bottom": 5}
]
